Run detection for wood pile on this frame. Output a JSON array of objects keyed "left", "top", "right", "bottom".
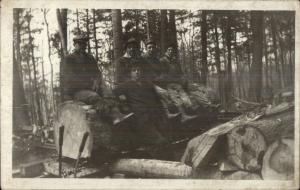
[{"left": 181, "top": 101, "right": 294, "bottom": 180}]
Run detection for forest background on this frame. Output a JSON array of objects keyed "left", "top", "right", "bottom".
[{"left": 12, "top": 9, "right": 295, "bottom": 131}]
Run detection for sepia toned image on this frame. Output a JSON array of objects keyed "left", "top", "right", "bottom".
[{"left": 1, "top": 0, "right": 299, "bottom": 189}]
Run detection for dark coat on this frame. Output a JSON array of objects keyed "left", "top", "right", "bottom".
[
  {"left": 62, "top": 51, "right": 101, "bottom": 100},
  {"left": 159, "top": 55, "right": 183, "bottom": 85}
]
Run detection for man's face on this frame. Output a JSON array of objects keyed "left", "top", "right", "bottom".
[
  {"left": 146, "top": 44, "right": 156, "bottom": 56},
  {"left": 166, "top": 47, "right": 174, "bottom": 57},
  {"left": 126, "top": 43, "right": 138, "bottom": 58},
  {"left": 74, "top": 41, "right": 87, "bottom": 52}
]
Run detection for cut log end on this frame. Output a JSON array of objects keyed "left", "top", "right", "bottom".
[
  {"left": 262, "top": 138, "right": 294, "bottom": 180},
  {"left": 227, "top": 125, "right": 267, "bottom": 172}
]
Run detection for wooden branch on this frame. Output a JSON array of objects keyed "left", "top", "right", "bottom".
[{"left": 110, "top": 159, "right": 193, "bottom": 178}]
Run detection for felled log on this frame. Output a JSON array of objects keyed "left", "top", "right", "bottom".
[
  {"left": 54, "top": 101, "right": 113, "bottom": 159},
  {"left": 181, "top": 102, "right": 294, "bottom": 172},
  {"left": 262, "top": 138, "right": 294, "bottom": 180},
  {"left": 110, "top": 159, "right": 193, "bottom": 178},
  {"left": 247, "top": 110, "right": 294, "bottom": 144},
  {"left": 227, "top": 126, "right": 267, "bottom": 172}
]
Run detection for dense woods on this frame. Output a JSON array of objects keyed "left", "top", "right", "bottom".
[{"left": 13, "top": 9, "right": 295, "bottom": 133}]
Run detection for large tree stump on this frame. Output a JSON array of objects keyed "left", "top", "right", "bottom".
[
  {"left": 54, "top": 101, "right": 113, "bottom": 159},
  {"left": 227, "top": 126, "right": 267, "bottom": 172},
  {"left": 110, "top": 159, "right": 193, "bottom": 178},
  {"left": 262, "top": 138, "right": 294, "bottom": 180}
]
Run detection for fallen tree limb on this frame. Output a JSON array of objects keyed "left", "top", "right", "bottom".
[{"left": 110, "top": 159, "right": 193, "bottom": 178}]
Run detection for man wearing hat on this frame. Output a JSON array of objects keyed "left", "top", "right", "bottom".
[
  {"left": 62, "top": 33, "right": 102, "bottom": 102},
  {"left": 159, "top": 44, "right": 184, "bottom": 86},
  {"left": 114, "top": 38, "right": 170, "bottom": 158},
  {"left": 142, "top": 39, "right": 164, "bottom": 85}
]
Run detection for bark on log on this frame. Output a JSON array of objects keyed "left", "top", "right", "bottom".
[
  {"left": 110, "top": 159, "right": 193, "bottom": 178},
  {"left": 247, "top": 110, "right": 294, "bottom": 145},
  {"left": 54, "top": 101, "right": 113, "bottom": 159},
  {"left": 227, "top": 126, "right": 267, "bottom": 172},
  {"left": 262, "top": 138, "right": 294, "bottom": 180}
]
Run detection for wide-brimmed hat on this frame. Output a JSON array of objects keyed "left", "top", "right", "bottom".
[
  {"left": 145, "top": 39, "right": 156, "bottom": 46},
  {"left": 125, "top": 38, "right": 139, "bottom": 49}
]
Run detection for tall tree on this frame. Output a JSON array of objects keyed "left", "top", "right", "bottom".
[
  {"left": 225, "top": 12, "right": 233, "bottom": 106},
  {"left": 56, "top": 9, "right": 68, "bottom": 101},
  {"left": 213, "top": 12, "right": 223, "bottom": 102},
  {"left": 112, "top": 9, "right": 123, "bottom": 60},
  {"left": 86, "top": 9, "right": 91, "bottom": 54},
  {"left": 270, "top": 14, "right": 283, "bottom": 89},
  {"left": 249, "top": 11, "right": 263, "bottom": 102},
  {"left": 43, "top": 9, "right": 56, "bottom": 112},
  {"left": 56, "top": 9, "right": 68, "bottom": 57},
  {"left": 25, "top": 10, "right": 44, "bottom": 126},
  {"left": 112, "top": 9, "right": 123, "bottom": 83},
  {"left": 13, "top": 9, "right": 30, "bottom": 128},
  {"left": 169, "top": 10, "right": 178, "bottom": 58},
  {"left": 160, "top": 10, "right": 168, "bottom": 55},
  {"left": 146, "top": 10, "right": 155, "bottom": 41},
  {"left": 92, "top": 9, "right": 99, "bottom": 62},
  {"left": 200, "top": 10, "right": 208, "bottom": 85}
]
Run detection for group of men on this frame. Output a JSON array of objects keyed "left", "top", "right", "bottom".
[{"left": 62, "top": 34, "right": 190, "bottom": 159}]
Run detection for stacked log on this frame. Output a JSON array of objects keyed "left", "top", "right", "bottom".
[
  {"left": 181, "top": 102, "right": 294, "bottom": 180},
  {"left": 110, "top": 159, "right": 193, "bottom": 178}
]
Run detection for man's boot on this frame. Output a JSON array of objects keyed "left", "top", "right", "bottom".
[{"left": 178, "top": 107, "right": 198, "bottom": 124}]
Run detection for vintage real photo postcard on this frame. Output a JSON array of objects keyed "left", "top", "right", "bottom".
[{"left": 1, "top": 0, "right": 299, "bottom": 189}]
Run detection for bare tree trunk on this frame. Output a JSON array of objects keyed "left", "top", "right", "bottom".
[
  {"left": 200, "top": 10, "right": 208, "bottom": 85},
  {"left": 225, "top": 13, "right": 232, "bottom": 107},
  {"left": 92, "top": 9, "right": 99, "bottom": 62},
  {"left": 76, "top": 9, "right": 80, "bottom": 29},
  {"left": 213, "top": 13, "right": 223, "bottom": 104},
  {"left": 112, "top": 9, "right": 123, "bottom": 60},
  {"left": 112, "top": 9, "right": 123, "bottom": 83},
  {"left": 160, "top": 10, "right": 168, "bottom": 55},
  {"left": 270, "top": 15, "right": 283, "bottom": 89},
  {"left": 43, "top": 9, "right": 56, "bottom": 113},
  {"left": 249, "top": 11, "right": 263, "bottom": 102},
  {"left": 86, "top": 9, "right": 91, "bottom": 54},
  {"left": 56, "top": 9, "right": 68, "bottom": 102},
  {"left": 169, "top": 10, "right": 178, "bottom": 59},
  {"left": 27, "top": 11, "right": 44, "bottom": 126},
  {"left": 263, "top": 23, "right": 270, "bottom": 87},
  {"left": 146, "top": 10, "right": 155, "bottom": 41},
  {"left": 277, "top": 30, "right": 286, "bottom": 87},
  {"left": 40, "top": 53, "right": 49, "bottom": 125},
  {"left": 13, "top": 9, "right": 30, "bottom": 127},
  {"left": 56, "top": 9, "right": 68, "bottom": 57},
  {"left": 234, "top": 30, "right": 242, "bottom": 98}
]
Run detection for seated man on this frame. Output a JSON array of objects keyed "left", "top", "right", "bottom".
[
  {"left": 114, "top": 38, "right": 170, "bottom": 158},
  {"left": 158, "top": 45, "right": 198, "bottom": 123},
  {"left": 62, "top": 33, "right": 101, "bottom": 103},
  {"left": 62, "top": 33, "right": 131, "bottom": 125}
]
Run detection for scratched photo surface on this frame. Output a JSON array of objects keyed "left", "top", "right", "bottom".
[{"left": 1, "top": 0, "right": 299, "bottom": 189}]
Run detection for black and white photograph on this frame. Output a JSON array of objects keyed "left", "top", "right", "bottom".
[{"left": 1, "top": 0, "right": 299, "bottom": 189}]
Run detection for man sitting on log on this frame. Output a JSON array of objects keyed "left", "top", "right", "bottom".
[
  {"left": 62, "top": 33, "right": 131, "bottom": 125},
  {"left": 114, "top": 38, "right": 171, "bottom": 158},
  {"left": 62, "top": 33, "right": 101, "bottom": 102}
]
